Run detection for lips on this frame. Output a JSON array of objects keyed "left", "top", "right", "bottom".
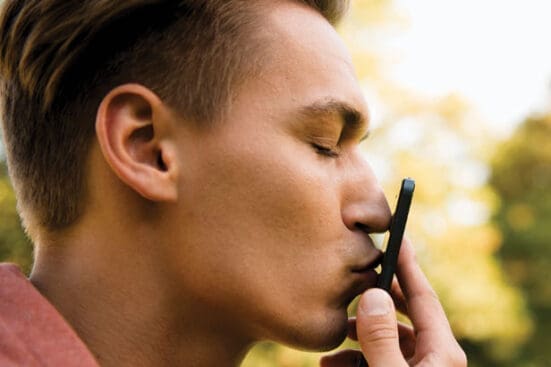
[
  {"left": 340, "top": 251, "right": 384, "bottom": 306},
  {"left": 351, "top": 250, "right": 383, "bottom": 274},
  {"left": 340, "top": 269, "right": 379, "bottom": 307}
]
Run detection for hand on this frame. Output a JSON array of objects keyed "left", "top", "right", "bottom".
[{"left": 320, "top": 238, "right": 467, "bottom": 367}]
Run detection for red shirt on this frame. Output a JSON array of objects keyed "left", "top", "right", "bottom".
[{"left": 0, "top": 263, "right": 99, "bottom": 367}]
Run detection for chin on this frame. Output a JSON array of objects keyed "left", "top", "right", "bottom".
[{"left": 279, "top": 308, "right": 349, "bottom": 352}]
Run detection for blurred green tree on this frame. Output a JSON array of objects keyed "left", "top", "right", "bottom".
[
  {"left": 489, "top": 113, "right": 551, "bottom": 366},
  {"left": 0, "top": 161, "right": 32, "bottom": 274}
]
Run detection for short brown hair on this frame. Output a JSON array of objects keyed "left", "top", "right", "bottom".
[{"left": 0, "top": 0, "right": 348, "bottom": 235}]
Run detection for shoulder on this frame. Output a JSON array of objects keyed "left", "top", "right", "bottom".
[{"left": 0, "top": 263, "right": 99, "bottom": 367}]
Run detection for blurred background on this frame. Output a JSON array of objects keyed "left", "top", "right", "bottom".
[{"left": 1, "top": 0, "right": 550, "bottom": 366}]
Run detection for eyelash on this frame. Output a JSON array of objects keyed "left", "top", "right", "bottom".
[{"left": 312, "top": 143, "right": 340, "bottom": 158}]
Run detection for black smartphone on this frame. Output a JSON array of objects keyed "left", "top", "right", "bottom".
[{"left": 377, "top": 178, "right": 415, "bottom": 292}]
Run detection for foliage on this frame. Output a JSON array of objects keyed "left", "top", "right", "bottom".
[
  {"left": 0, "top": 162, "right": 32, "bottom": 274},
  {"left": 489, "top": 114, "right": 551, "bottom": 366}
]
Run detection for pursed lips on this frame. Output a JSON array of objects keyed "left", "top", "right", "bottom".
[
  {"left": 351, "top": 250, "right": 384, "bottom": 273},
  {"left": 337, "top": 250, "right": 384, "bottom": 307}
]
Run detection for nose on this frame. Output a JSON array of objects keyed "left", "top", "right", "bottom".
[{"left": 340, "top": 156, "right": 392, "bottom": 233}]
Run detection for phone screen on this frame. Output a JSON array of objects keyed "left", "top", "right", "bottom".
[{"left": 376, "top": 178, "right": 415, "bottom": 292}]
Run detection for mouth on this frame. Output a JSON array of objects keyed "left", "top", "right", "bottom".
[
  {"left": 342, "top": 251, "right": 384, "bottom": 306},
  {"left": 351, "top": 250, "right": 384, "bottom": 274}
]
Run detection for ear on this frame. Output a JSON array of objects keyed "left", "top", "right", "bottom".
[{"left": 95, "top": 84, "right": 178, "bottom": 202}]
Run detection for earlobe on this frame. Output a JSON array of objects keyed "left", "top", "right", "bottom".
[{"left": 95, "top": 84, "right": 178, "bottom": 202}]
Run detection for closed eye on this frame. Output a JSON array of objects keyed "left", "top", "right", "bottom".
[{"left": 312, "top": 143, "right": 339, "bottom": 158}]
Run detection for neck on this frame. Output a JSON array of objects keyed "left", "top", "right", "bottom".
[{"left": 29, "top": 229, "right": 253, "bottom": 367}]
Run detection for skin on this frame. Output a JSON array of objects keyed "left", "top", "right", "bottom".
[{"left": 29, "top": 1, "right": 466, "bottom": 367}]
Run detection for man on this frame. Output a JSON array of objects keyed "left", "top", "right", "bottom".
[{"left": 0, "top": 0, "right": 466, "bottom": 366}]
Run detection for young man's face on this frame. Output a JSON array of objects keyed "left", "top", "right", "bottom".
[{"left": 162, "top": 2, "right": 391, "bottom": 350}]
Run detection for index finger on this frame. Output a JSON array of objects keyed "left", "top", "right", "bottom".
[{"left": 396, "top": 238, "right": 454, "bottom": 341}]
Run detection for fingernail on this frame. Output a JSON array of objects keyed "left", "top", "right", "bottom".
[{"left": 360, "top": 288, "right": 392, "bottom": 316}]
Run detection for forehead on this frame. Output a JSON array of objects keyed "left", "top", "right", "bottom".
[
  {"left": 231, "top": 1, "right": 369, "bottom": 126},
  {"left": 267, "top": 1, "right": 353, "bottom": 69}
]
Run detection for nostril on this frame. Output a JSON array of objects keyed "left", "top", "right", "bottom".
[
  {"left": 355, "top": 223, "right": 371, "bottom": 233},
  {"left": 342, "top": 201, "right": 392, "bottom": 233}
]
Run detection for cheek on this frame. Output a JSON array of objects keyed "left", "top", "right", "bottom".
[
  {"left": 192, "top": 133, "right": 340, "bottom": 235},
  {"left": 170, "top": 134, "right": 350, "bottom": 345},
  {"left": 213, "top": 139, "right": 341, "bottom": 254}
]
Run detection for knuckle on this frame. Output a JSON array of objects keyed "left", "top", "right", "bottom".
[
  {"left": 422, "top": 287, "right": 440, "bottom": 302},
  {"left": 450, "top": 345, "right": 468, "bottom": 366},
  {"left": 364, "top": 324, "right": 397, "bottom": 344},
  {"left": 423, "top": 342, "right": 467, "bottom": 366},
  {"left": 437, "top": 344, "right": 467, "bottom": 366},
  {"left": 408, "top": 245, "right": 417, "bottom": 262},
  {"left": 410, "top": 287, "right": 440, "bottom": 307}
]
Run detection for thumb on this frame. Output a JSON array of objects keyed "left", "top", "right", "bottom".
[{"left": 356, "top": 288, "right": 407, "bottom": 367}]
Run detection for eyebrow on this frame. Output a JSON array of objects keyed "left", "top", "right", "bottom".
[{"left": 297, "top": 99, "right": 370, "bottom": 141}]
